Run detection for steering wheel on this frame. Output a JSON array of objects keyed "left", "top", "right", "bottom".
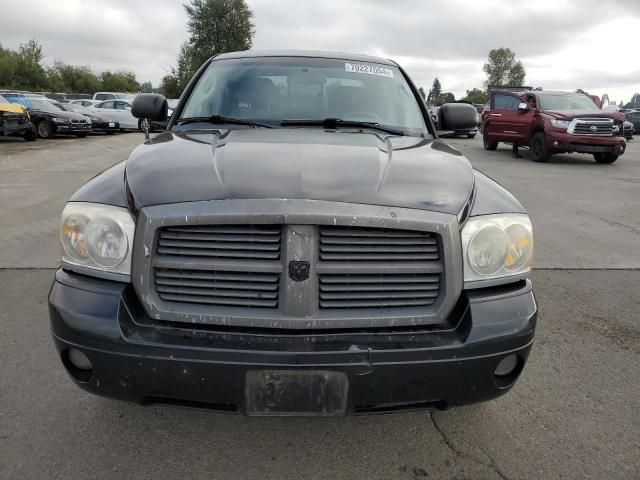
[{"left": 341, "top": 111, "right": 383, "bottom": 123}]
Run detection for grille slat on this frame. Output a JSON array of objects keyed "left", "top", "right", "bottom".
[
  {"left": 157, "top": 224, "right": 282, "bottom": 260},
  {"left": 318, "top": 225, "right": 443, "bottom": 310},
  {"left": 154, "top": 268, "right": 280, "bottom": 309},
  {"left": 153, "top": 224, "right": 282, "bottom": 309},
  {"left": 156, "top": 285, "right": 278, "bottom": 299},
  {"left": 320, "top": 226, "right": 439, "bottom": 263},
  {"left": 158, "top": 293, "right": 278, "bottom": 308}
]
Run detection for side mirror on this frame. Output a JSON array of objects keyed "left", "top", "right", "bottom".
[
  {"left": 131, "top": 93, "right": 168, "bottom": 121},
  {"left": 437, "top": 103, "right": 478, "bottom": 131},
  {"left": 518, "top": 102, "right": 530, "bottom": 112}
]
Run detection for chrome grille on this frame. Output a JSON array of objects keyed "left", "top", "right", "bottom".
[
  {"left": 569, "top": 118, "right": 614, "bottom": 136},
  {"left": 154, "top": 268, "right": 279, "bottom": 308},
  {"left": 318, "top": 226, "right": 442, "bottom": 309},
  {"left": 157, "top": 225, "right": 281, "bottom": 260}
]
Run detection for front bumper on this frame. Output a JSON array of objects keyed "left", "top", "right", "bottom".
[
  {"left": 53, "top": 123, "right": 92, "bottom": 134},
  {"left": 546, "top": 130, "right": 626, "bottom": 155},
  {"left": 49, "top": 270, "right": 537, "bottom": 415},
  {"left": 0, "top": 120, "right": 34, "bottom": 136},
  {"left": 91, "top": 120, "right": 119, "bottom": 131}
]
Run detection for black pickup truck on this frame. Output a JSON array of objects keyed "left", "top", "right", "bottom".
[{"left": 49, "top": 51, "right": 536, "bottom": 416}]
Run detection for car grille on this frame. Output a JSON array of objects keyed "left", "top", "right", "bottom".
[
  {"left": 137, "top": 201, "right": 460, "bottom": 330},
  {"left": 157, "top": 225, "right": 281, "bottom": 260},
  {"left": 569, "top": 118, "right": 614, "bottom": 136},
  {"left": 153, "top": 225, "right": 282, "bottom": 308},
  {"left": 151, "top": 224, "right": 444, "bottom": 313},
  {"left": 318, "top": 226, "right": 441, "bottom": 309},
  {"left": 154, "top": 268, "right": 280, "bottom": 308}
]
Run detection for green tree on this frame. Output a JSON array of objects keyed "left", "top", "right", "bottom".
[
  {"left": 160, "top": 71, "right": 182, "bottom": 98},
  {"left": 442, "top": 92, "right": 455, "bottom": 103},
  {"left": 483, "top": 48, "right": 526, "bottom": 89},
  {"left": 0, "top": 44, "right": 19, "bottom": 88},
  {"left": 140, "top": 81, "right": 153, "bottom": 93},
  {"left": 13, "top": 39, "right": 47, "bottom": 90},
  {"left": 47, "top": 61, "right": 101, "bottom": 93},
  {"left": 462, "top": 88, "right": 489, "bottom": 104},
  {"left": 418, "top": 86, "right": 426, "bottom": 100},
  {"left": 428, "top": 78, "right": 442, "bottom": 103},
  {"left": 100, "top": 70, "right": 139, "bottom": 92}
]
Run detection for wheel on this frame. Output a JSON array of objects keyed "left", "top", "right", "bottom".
[
  {"left": 529, "top": 132, "right": 551, "bottom": 162},
  {"left": 37, "top": 120, "right": 53, "bottom": 139},
  {"left": 467, "top": 133, "right": 476, "bottom": 139},
  {"left": 23, "top": 128, "right": 37, "bottom": 141},
  {"left": 75, "top": 132, "right": 88, "bottom": 138},
  {"left": 483, "top": 127, "right": 498, "bottom": 150},
  {"left": 138, "top": 118, "right": 154, "bottom": 132},
  {"left": 593, "top": 153, "right": 618, "bottom": 164}
]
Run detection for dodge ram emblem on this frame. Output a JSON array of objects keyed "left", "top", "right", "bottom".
[
  {"left": 590, "top": 125, "right": 598, "bottom": 132},
  {"left": 288, "top": 261, "right": 310, "bottom": 282}
]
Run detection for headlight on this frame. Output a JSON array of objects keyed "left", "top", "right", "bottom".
[
  {"left": 86, "top": 119, "right": 92, "bottom": 125},
  {"left": 52, "top": 117, "right": 70, "bottom": 123},
  {"left": 461, "top": 214, "right": 533, "bottom": 286},
  {"left": 551, "top": 119, "right": 570, "bottom": 129},
  {"left": 60, "top": 202, "right": 135, "bottom": 280}
]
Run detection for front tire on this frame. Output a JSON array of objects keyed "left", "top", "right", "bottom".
[
  {"left": 37, "top": 121, "right": 53, "bottom": 139},
  {"left": 138, "top": 118, "right": 153, "bottom": 133},
  {"left": 23, "top": 128, "right": 37, "bottom": 141},
  {"left": 529, "top": 132, "right": 551, "bottom": 162},
  {"left": 483, "top": 127, "right": 498, "bottom": 150},
  {"left": 593, "top": 153, "right": 618, "bottom": 164}
]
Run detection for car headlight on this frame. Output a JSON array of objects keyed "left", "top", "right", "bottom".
[
  {"left": 551, "top": 119, "right": 570, "bottom": 129},
  {"left": 60, "top": 202, "right": 135, "bottom": 280},
  {"left": 52, "top": 117, "right": 70, "bottom": 123},
  {"left": 86, "top": 119, "right": 92, "bottom": 125},
  {"left": 461, "top": 214, "right": 533, "bottom": 286}
]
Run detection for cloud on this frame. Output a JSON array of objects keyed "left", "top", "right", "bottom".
[{"left": 1, "top": 0, "right": 639, "bottom": 101}]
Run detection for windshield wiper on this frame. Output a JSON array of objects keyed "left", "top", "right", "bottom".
[
  {"left": 175, "top": 115, "right": 274, "bottom": 128},
  {"left": 280, "top": 118, "right": 405, "bottom": 136}
]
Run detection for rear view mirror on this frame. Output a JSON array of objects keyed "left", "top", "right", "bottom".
[
  {"left": 518, "top": 102, "right": 529, "bottom": 112},
  {"left": 131, "top": 93, "right": 168, "bottom": 121},
  {"left": 438, "top": 103, "right": 478, "bottom": 131}
]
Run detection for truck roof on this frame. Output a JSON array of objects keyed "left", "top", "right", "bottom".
[{"left": 214, "top": 50, "right": 398, "bottom": 66}]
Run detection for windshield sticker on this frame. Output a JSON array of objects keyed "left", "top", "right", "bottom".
[{"left": 345, "top": 63, "right": 394, "bottom": 78}]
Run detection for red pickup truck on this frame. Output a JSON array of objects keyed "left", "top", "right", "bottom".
[{"left": 482, "top": 90, "right": 626, "bottom": 163}]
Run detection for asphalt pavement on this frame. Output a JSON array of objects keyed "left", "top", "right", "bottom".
[{"left": 0, "top": 132, "right": 638, "bottom": 480}]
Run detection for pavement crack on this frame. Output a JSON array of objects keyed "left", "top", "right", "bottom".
[{"left": 429, "top": 411, "right": 513, "bottom": 480}]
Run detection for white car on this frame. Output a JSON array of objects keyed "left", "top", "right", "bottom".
[
  {"left": 92, "top": 92, "right": 136, "bottom": 101},
  {"left": 89, "top": 99, "right": 139, "bottom": 130}
]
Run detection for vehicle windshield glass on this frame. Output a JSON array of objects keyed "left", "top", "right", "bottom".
[
  {"left": 115, "top": 93, "right": 135, "bottom": 100},
  {"left": 28, "top": 99, "right": 62, "bottom": 112},
  {"left": 539, "top": 94, "right": 599, "bottom": 111},
  {"left": 179, "top": 57, "right": 428, "bottom": 136}
]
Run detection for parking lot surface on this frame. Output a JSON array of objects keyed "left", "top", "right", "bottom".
[{"left": 1, "top": 133, "right": 638, "bottom": 479}]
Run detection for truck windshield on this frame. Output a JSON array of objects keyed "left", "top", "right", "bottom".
[
  {"left": 539, "top": 94, "right": 599, "bottom": 111},
  {"left": 179, "top": 57, "right": 428, "bottom": 136}
]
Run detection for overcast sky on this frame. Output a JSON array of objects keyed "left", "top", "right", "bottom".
[{"left": 2, "top": 0, "right": 639, "bottom": 102}]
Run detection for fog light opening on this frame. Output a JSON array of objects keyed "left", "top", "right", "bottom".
[
  {"left": 62, "top": 349, "right": 93, "bottom": 383},
  {"left": 493, "top": 354, "right": 523, "bottom": 389}
]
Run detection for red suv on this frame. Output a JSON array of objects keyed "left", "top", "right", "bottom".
[{"left": 482, "top": 90, "right": 626, "bottom": 163}]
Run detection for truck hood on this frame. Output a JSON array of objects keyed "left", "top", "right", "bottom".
[
  {"left": 544, "top": 109, "right": 624, "bottom": 121},
  {"left": 125, "top": 128, "right": 474, "bottom": 215}
]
